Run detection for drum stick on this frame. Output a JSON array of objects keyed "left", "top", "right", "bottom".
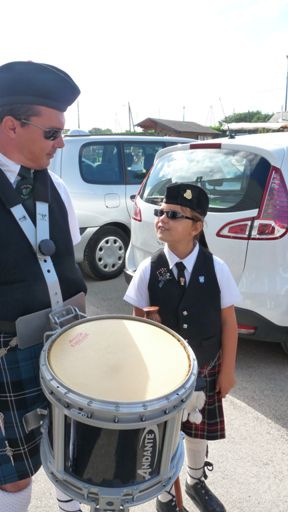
[
  {"left": 143, "top": 306, "right": 161, "bottom": 323},
  {"left": 143, "top": 307, "right": 186, "bottom": 512},
  {"left": 174, "top": 476, "right": 185, "bottom": 512}
]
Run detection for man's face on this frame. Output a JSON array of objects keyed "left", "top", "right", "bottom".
[{"left": 15, "top": 106, "right": 65, "bottom": 169}]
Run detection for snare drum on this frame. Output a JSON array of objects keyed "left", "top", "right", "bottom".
[{"left": 40, "top": 315, "right": 197, "bottom": 511}]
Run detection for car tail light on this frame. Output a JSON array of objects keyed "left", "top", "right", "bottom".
[
  {"left": 237, "top": 324, "right": 257, "bottom": 335},
  {"left": 132, "top": 196, "right": 142, "bottom": 222},
  {"left": 217, "top": 166, "right": 288, "bottom": 240},
  {"left": 131, "top": 173, "right": 151, "bottom": 223}
]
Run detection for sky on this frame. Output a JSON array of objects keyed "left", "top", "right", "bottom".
[{"left": 2, "top": 0, "right": 287, "bottom": 132}]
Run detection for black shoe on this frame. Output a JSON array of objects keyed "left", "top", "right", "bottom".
[
  {"left": 156, "top": 497, "right": 189, "bottom": 512},
  {"left": 156, "top": 497, "right": 178, "bottom": 512},
  {"left": 185, "top": 480, "right": 226, "bottom": 512}
]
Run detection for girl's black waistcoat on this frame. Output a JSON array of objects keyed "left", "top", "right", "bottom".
[
  {"left": 0, "top": 170, "right": 86, "bottom": 321},
  {"left": 148, "top": 248, "right": 221, "bottom": 367}
]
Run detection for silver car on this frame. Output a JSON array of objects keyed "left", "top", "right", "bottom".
[{"left": 49, "top": 134, "right": 192, "bottom": 279}]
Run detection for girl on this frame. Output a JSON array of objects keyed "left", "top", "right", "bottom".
[{"left": 124, "top": 182, "right": 240, "bottom": 512}]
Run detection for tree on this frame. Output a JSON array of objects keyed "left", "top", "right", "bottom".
[
  {"left": 220, "top": 110, "right": 273, "bottom": 124},
  {"left": 89, "top": 127, "right": 113, "bottom": 134}
]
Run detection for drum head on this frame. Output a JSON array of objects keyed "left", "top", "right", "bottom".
[{"left": 48, "top": 317, "right": 191, "bottom": 402}]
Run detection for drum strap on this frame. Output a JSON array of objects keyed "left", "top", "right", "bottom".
[
  {"left": 0, "top": 169, "right": 63, "bottom": 310},
  {"left": 10, "top": 201, "right": 63, "bottom": 309}
]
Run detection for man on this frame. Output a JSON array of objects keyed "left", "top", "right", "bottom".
[{"left": 0, "top": 61, "right": 87, "bottom": 511}]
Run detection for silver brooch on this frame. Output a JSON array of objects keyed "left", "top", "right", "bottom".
[{"left": 157, "top": 267, "right": 172, "bottom": 288}]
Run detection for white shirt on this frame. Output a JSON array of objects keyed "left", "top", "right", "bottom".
[
  {"left": 124, "top": 243, "right": 242, "bottom": 309},
  {"left": 0, "top": 153, "right": 81, "bottom": 245}
]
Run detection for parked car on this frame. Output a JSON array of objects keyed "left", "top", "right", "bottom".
[
  {"left": 125, "top": 133, "right": 288, "bottom": 353},
  {"left": 49, "top": 134, "right": 193, "bottom": 279}
]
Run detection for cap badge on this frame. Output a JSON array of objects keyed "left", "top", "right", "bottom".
[{"left": 184, "top": 189, "right": 192, "bottom": 200}]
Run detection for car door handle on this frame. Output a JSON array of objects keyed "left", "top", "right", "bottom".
[{"left": 130, "top": 194, "right": 136, "bottom": 201}]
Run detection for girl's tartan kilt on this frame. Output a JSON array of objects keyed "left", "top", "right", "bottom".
[
  {"left": 182, "top": 353, "right": 225, "bottom": 440},
  {"left": 0, "top": 333, "right": 48, "bottom": 485}
]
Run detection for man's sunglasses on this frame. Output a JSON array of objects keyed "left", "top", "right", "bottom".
[
  {"left": 21, "top": 119, "right": 64, "bottom": 141},
  {"left": 154, "top": 209, "right": 199, "bottom": 221}
]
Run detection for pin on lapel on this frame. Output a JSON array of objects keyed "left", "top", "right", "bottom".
[{"left": 199, "top": 275, "right": 205, "bottom": 283}]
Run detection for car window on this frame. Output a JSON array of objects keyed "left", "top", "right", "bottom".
[
  {"left": 124, "top": 142, "right": 165, "bottom": 185},
  {"left": 141, "top": 148, "right": 271, "bottom": 211},
  {"left": 80, "top": 143, "right": 122, "bottom": 184}
]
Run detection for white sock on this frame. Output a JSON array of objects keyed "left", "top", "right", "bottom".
[
  {"left": 55, "top": 487, "right": 82, "bottom": 511},
  {"left": 0, "top": 482, "right": 32, "bottom": 512},
  {"left": 185, "top": 436, "right": 208, "bottom": 484},
  {"left": 158, "top": 483, "right": 176, "bottom": 503}
]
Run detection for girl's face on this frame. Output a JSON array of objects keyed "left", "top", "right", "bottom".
[{"left": 154, "top": 203, "right": 203, "bottom": 248}]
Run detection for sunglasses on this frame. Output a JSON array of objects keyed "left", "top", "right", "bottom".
[
  {"left": 21, "top": 119, "right": 64, "bottom": 141},
  {"left": 154, "top": 209, "right": 199, "bottom": 221}
]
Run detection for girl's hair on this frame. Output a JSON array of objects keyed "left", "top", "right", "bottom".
[
  {"left": 187, "top": 209, "right": 209, "bottom": 251},
  {"left": 198, "top": 230, "right": 209, "bottom": 250}
]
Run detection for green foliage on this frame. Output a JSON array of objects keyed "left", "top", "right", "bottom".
[
  {"left": 221, "top": 110, "right": 274, "bottom": 124},
  {"left": 210, "top": 125, "right": 223, "bottom": 132},
  {"left": 89, "top": 127, "right": 113, "bottom": 134},
  {"left": 88, "top": 129, "right": 157, "bottom": 136}
]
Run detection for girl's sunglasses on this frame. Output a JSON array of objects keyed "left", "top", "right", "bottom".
[{"left": 154, "top": 209, "right": 199, "bottom": 221}]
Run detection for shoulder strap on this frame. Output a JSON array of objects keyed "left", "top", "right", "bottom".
[{"left": 0, "top": 168, "right": 63, "bottom": 310}]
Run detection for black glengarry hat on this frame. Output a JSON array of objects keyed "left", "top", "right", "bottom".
[
  {"left": 164, "top": 182, "right": 209, "bottom": 217},
  {"left": 0, "top": 61, "right": 80, "bottom": 112}
]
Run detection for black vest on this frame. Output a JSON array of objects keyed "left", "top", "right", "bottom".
[
  {"left": 148, "top": 248, "right": 221, "bottom": 367},
  {"left": 0, "top": 169, "right": 86, "bottom": 321}
]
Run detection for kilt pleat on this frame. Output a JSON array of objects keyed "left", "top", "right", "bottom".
[
  {"left": 182, "top": 353, "right": 225, "bottom": 441},
  {"left": 0, "top": 333, "right": 48, "bottom": 485}
]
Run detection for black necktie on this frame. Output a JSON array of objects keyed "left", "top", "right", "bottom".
[
  {"left": 15, "top": 166, "right": 34, "bottom": 201},
  {"left": 175, "top": 261, "right": 186, "bottom": 288}
]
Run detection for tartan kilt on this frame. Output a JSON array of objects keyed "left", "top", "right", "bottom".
[
  {"left": 182, "top": 353, "right": 225, "bottom": 441},
  {"left": 0, "top": 333, "right": 48, "bottom": 485}
]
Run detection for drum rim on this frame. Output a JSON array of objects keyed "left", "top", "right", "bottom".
[{"left": 41, "top": 314, "right": 194, "bottom": 401}]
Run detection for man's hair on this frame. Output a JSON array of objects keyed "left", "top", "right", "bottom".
[{"left": 0, "top": 104, "right": 40, "bottom": 123}]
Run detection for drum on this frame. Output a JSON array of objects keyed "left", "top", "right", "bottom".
[{"left": 39, "top": 315, "right": 197, "bottom": 511}]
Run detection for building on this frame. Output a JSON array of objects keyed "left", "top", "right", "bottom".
[{"left": 136, "top": 117, "right": 219, "bottom": 139}]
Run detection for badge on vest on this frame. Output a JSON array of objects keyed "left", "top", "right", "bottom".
[
  {"left": 199, "top": 275, "right": 205, "bottom": 283},
  {"left": 157, "top": 267, "right": 172, "bottom": 288}
]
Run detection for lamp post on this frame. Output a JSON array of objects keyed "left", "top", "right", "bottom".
[
  {"left": 285, "top": 55, "right": 288, "bottom": 113},
  {"left": 77, "top": 99, "right": 80, "bottom": 129}
]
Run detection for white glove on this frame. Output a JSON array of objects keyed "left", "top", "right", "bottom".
[{"left": 182, "top": 391, "right": 206, "bottom": 424}]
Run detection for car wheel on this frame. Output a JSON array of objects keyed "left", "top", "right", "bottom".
[
  {"left": 81, "top": 226, "right": 129, "bottom": 280},
  {"left": 281, "top": 341, "right": 288, "bottom": 355}
]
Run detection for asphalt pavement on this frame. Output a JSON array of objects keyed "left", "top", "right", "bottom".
[{"left": 28, "top": 275, "right": 288, "bottom": 512}]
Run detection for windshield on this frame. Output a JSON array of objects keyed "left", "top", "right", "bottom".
[{"left": 141, "top": 148, "right": 271, "bottom": 211}]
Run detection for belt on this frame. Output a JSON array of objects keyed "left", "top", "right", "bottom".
[{"left": 0, "top": 320, "right": 17, "bottom": 334}]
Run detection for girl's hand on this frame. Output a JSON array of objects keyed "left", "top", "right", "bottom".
[{"left": 216, "top": 369, "right": 236, "bottom": 398}]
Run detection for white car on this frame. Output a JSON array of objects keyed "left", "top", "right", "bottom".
[
  {"left": 49, "top": 134, "right": 193, "bottom": 279},
  {"left": 125, "top": 133, "right": 288, "bottom": 353}
]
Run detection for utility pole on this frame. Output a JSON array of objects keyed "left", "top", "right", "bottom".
[
  {"left": 128, "top": 102, "right": 135, "bottom": 132},
  {"left": 183, "top": 106, "right": 185, "bottom": 121},
  {"left": 285, "top": 55, "right": 288, "bottom": 112},
  {"left": 77, "top": 99, "right": 80, "bottom": 129}
]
